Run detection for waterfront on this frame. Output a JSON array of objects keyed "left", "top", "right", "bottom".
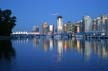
[{"left": 0, "top": 38, "right": 108, "bottom": 71}]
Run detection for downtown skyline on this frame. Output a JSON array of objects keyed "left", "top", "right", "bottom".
[{"left": 0, "top": 0, "right": 108, "bottom": 32}]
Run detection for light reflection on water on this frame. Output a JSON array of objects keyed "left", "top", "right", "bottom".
[
  {"left": 0, "top": 38, "right": 108, "bottom": 71},
  {"left": 14, "top": 38, "right": 108, "bottom": 62}
]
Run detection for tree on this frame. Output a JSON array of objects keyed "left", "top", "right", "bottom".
[{"left": 0, "top": 9, "right": 16, "bottom": 36}]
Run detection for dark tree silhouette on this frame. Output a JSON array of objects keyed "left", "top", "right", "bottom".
[{"left": 0, "top": 9, "right": 16, "bottom": 36}]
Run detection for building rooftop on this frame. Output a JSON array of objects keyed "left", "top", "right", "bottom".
[{"left": 57, "top": 16, "right": 62, "bottom": 19}]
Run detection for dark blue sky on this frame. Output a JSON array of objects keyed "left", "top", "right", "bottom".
[{"left": 0, "top": 0, "right": 108, "bottom": 32}]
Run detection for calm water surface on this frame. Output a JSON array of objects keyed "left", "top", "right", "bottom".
[{"left": 0, "top": 38, "right": 108, "bottom": 71}]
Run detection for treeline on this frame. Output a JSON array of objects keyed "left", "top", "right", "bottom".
[{"left": 0, "top": 9, "right": 16, "bottom": 36}]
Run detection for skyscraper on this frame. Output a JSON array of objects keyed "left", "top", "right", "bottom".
[
  {"left": 49, "top": 25, "right": 54, "bottom": 33},
  {"left": 83, "top": 16, "right": 92, "bottom": 32},
  {"left": 35, "top": 26, "right": 40, "bottom": 33},
  {"left": 100, "top": 15, "right": 107, "bottom": 32},
  {"left": 42, "top": 22, "right": 49, "bottom": 34},
  {"left": 63, "top": 24, "right": 67, "bottom": 33},
  {"left": 96, "top": 17, "right": 101, "bottom": 32},
  {"left": 75, "top": 23, "right": 80, "bottom": 33},
  {"left": 57, "top": 16, "right": 63, "bottom": 33},
  {"left": 92, "top": 19, "right": 97, "bottom": 31},
  {"left": 78, "top": 20, "right": 84, "bottom": 33},
  {"left": 67, "top": 21, "right": 75, "bottom": 33},
  {"left": 32, "top": 26, "right": 36, "bottom": 32}
]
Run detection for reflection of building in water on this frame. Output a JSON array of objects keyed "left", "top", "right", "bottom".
[
  {"left": 89, "top": 40, "right": 108, "bottom": 59},
  {"left": 84, "top": 41, "right": 92, "bottom": 58},
  {"left": 92, "top": 40, "right": 98, "bottom": 55},
  {"left": 101, "top": 40, "right": 108, "bottom": 59},
  {"left": 64, "top": 40, "right": 68, "bottom": 51},
  {"left": 16, "top": 39, "right": 28, "bottom": 44},
  {"left": 68, "top": 39, "right": 77, "bottom": 48},
  {"left": 76, "top": 40, "right": 85, "bottom": 55},
  {"left": 49, "top": 39, "right": 54, "bottom": 51},
  {"left": 43, "top": 39, "right": 49, "bottom": 52},
  {"left": 32, "top": 38, "right": 40, "bottom": 48},
  {"left": 57, "top": 40, "right": 63, "bottom": 62},
  {"left": 76, "top": 40, "right": 81, "bottom": 52}
]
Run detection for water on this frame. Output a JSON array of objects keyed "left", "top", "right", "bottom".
[{"left": 0, "top": 38, "right": 108, "bottom": 71}]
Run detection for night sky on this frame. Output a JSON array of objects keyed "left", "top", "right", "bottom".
[{"left": 0, "top": 0, "right": 108, "bottom": 32}]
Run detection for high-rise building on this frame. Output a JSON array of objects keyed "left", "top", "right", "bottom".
[
  {"left": 80, "top": 20, "right": 85, "bottom": 32},
  {"left": 75, "top": 23, "right": 80, "bottom": 33},
  {"left": 57, "top": 16, "right": 63, "bottom": 33},
  {"left": 67, "top": 21, "right": 75, "bottom": 33},
  {"left": 63, "top": 24, "right": 67, "bottom": 32},
  {"left": 92, "top": 19, "right": 97, "bottom": 31},
  {"left": 83, "top": 16, "right": 92, "bottom": 32},
  {"left": 32, "top": 26, "right": 36, "bottom": 32},
  {"left": 49, "top": 25, "right": 54, "bottom": 33},
  {"left": 106, "top": 18, "right": 108, "bottom": 34},
  {"left": 35, "top": 26, "right": 40, "bottom": 32},
  {"left": 100, "top": 15, "right": 107, "bottom": 32},
  {"left": 96, "top": 17, "right": 101, "bottom": 32},
  {"left": 42, "top": 22, "right": 49, "bottom": 34}
]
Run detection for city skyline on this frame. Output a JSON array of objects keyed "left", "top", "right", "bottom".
[{"left": 0, "top": 0, "right": 108, "bottom": 32}]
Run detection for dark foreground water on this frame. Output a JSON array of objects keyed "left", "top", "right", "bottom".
[{"left": 0, "top": 38, "right": 108, "bottom": 71}]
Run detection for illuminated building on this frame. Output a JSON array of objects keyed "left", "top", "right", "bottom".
[
  {"left": 83, "top": 16, "right": 92, "bottom": 32},
  {"left": 75, "top": 23, "right": 80, "bottom": 33},
  {"left": 106, "top": 17, "right": 108, "bottom": 34},
  {"left": 100, "top": 15, "right": 108, "bottom": 32},
  {"left": 92, "top": 19, "right": 97, "bottom": 31},
  {"left": 57, "top": 16, "right": 63, "bottom": 33},
  {"left": 42, "top": 22, "right": 49, "bottom": 34},
  {"left": 79, "top": 20, "right": 84, "bottom": 32},
  {"left": 63, "top": 24, "right": 67, "bottom": 32},
  {"left": 36, "top": 26, "right": 39, "bottom": 32},
  {"left": 49, "top": 25, "right": 54, "bottom": 33},
  {"left": 67, "top": 21, "right": 75, "bottom": 33},
  {"left": 96, "top": 17, "right": 101, "bottom": 32}
]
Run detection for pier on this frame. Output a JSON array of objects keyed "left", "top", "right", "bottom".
[{"left": 11, "top": 31, "right": 108, "bottom": 39}]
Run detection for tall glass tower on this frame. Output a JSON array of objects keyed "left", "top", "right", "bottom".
[
  {"left": 101, "top": 15, "right": 107, "bottom": 32},
  {"left": 57, "top": 16, "right": 63, "bottom": 33},
  {"left": 83, "top": 16, "right": 92, "bottom": 32}
]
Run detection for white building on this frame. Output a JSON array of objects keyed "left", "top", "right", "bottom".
[
  {"left": 49, "top": 25, "right": 54, "bottom": 33},
  {"left": 83, "top": 16, "right": 92, "bottom": 32},
  {"left": 96, "top": 17, "right": 101, "bottom": 32},
  {"left": 101, "top": 15, "right": 108, "bottom": 32},
  {"left": 57, "top": 16, "right": 63, "bottom": 33}
]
